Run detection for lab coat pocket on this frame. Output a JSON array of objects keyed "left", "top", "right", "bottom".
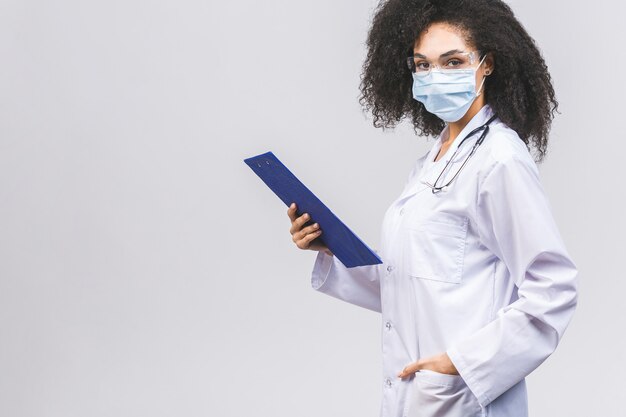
[
  {"left": 408, "top": 369, "right": 482, "bottom": 417},
  {"left": 407, "top": 216, "right": 468, "bottom": 284}
]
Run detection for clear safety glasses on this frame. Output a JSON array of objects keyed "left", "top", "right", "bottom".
[{"left": 406, "top": 50, "right": 483, "bottom": 75}]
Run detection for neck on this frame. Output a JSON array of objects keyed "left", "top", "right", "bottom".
[{"left": 444, "top": 96, "right": 487, "bottom": 145}]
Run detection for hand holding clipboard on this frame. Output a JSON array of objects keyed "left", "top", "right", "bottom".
[
  {"left": 286, "top": 201, "right": 334, "bottom": 257},
  {"left": 244, "top": 151, "right": 382, "bottom": 268}
]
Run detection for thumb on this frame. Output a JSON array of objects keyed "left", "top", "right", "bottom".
[{"left": 397, "top": 360, "right": 422, "bottom": 378}]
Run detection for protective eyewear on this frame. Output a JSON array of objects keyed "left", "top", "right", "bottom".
[{"left": 407, "top": 50, "right": 483, "bottom": 75}]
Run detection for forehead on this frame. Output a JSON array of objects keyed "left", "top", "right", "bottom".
[{"left": 413, "top": 22, "right": 472, "bottom": 55}]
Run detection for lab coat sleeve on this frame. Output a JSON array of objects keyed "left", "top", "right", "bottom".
[
  {"left": 311, "top": 250, "right": 382, "bottom": 313},
  {"left": 445, "top": 154, "right": 579, "bottom": 408}
]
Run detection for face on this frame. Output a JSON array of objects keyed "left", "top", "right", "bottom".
[{"left": 412, "top": 22, "right": 494, "bottom": 88}]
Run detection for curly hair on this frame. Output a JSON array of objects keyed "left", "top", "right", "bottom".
[{"left": 359, "top": 0, "right": 558, "bottom": 161}]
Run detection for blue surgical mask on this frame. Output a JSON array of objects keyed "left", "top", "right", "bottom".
[{"left": 411, "top": 54, "right": 487, "bottom": 122}]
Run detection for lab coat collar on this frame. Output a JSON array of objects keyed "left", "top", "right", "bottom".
[
  {"left": 398, "top": 104, "right": 496, "bottom": 202},
  {"left": 425, "top": 104, "right": 496, "bottom": 169}
]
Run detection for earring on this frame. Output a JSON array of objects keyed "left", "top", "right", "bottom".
[{"left": 485, "top": 70, "right": 491, "bottom": 75}]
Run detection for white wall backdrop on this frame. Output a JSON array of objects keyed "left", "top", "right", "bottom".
[{"left": 0, "top": 0, "right": 622, "bottom": 416}]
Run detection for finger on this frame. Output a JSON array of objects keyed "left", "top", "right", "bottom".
[
  {"left": 397, "top": 362, "right": 420, "bottom": 378},
  {"left": 302, "top": 227, "right": 322, "bottom": 246},
  {"left": 295, "top": 229, "right": 322, "bottom": 249},
  {"left": 287, "top": 202, "right": 298, "bottom": 222},
  {"left": 294, "top": 223, "right": 320, "bottom": 241},
  {"left": 289, "top": 212, "right": 311, "bottom": 234}
]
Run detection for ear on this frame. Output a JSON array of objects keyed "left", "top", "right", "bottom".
[{"left": 483, "top": 52, "right": 495, "bottom": 76}]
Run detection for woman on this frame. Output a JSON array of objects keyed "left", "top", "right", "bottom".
[{"left": 286, "top": 1, "right": 578, "bottom": 416}]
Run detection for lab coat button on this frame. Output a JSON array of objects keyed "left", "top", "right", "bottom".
[
  {"left": 399, "top": 208, "right": 404, "bottom": 215},
  {"left": 385, "top": 321, "right": 392, "bottom": 330},
  {"left": 386, "top": 265, "right": 394, "bottom": 273},
  {"left": 385, "top": 378, "right": 392, "bottom": 388}
]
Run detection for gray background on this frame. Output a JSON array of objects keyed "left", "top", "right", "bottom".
[{"left": 0, "top": 0, "right": 622, "bottom": 416}]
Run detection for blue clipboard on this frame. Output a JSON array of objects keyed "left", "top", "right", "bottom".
[{"left": 244, "top": 151, "right": 382, "bottom": 268}]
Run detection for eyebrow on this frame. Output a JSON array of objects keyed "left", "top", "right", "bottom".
[{"left": 413, "top": 49, "right": 466, "bottom": 59}]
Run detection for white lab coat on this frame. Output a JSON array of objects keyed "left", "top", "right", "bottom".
[{"left": 310, "top": 104, "right": 578, "bottom": 417}]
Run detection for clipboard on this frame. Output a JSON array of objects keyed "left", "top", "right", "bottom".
[{"left": 244, "top": 151, "right": 382, "bottom": 268}]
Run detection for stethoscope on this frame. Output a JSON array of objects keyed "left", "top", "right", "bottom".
[{"left": 422, "top": 114, "right": 498, "bottom": 194}]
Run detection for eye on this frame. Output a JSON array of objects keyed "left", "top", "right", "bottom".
[
  {"left": 445, "top": 58, "right": 463, "bottom": 67},
  {"left": 416, "top": 61, "right": 430, "bottom": 70}
]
